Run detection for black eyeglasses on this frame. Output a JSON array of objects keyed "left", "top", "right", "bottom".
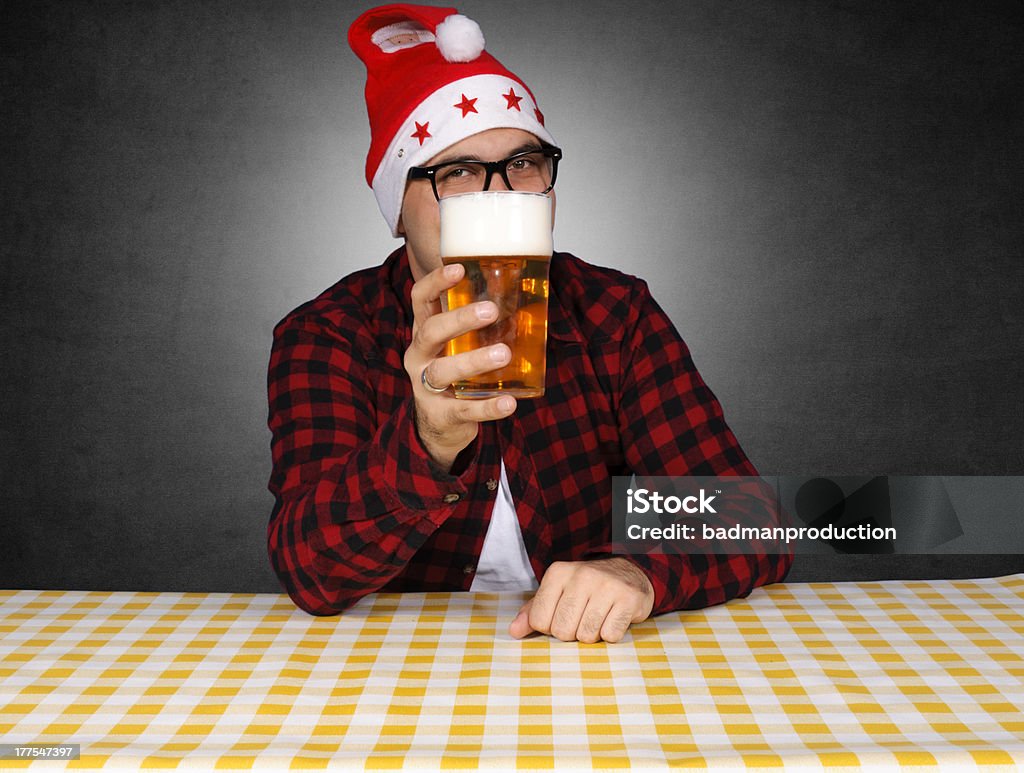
[{"left": 408, "top": 145, "right": 562, "bottom": 201}]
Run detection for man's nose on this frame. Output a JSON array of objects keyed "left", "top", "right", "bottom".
[{"left": 484, "top": 169, "right": 512, "bottom": 192}]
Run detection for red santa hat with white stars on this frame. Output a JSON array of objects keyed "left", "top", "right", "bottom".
[{"left": 349, "top": 3, "right": 557, "bottom": 236}]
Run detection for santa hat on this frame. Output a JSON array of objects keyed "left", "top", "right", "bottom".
[{"left": 349, "top": 4, "right": 557, "bottom": 236}]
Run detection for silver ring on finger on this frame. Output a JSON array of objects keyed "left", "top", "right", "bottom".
[{"left": 420, "top": 364, "right": 450, "bottom": 394}]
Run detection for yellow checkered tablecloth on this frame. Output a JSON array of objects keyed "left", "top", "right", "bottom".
[{"left": 1, "top": 576, "right": 1022, "bottom": 771}]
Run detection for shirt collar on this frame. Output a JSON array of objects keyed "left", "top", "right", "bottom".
[{"left": 385, "top": 247, "right": 415, "bottom": 349}]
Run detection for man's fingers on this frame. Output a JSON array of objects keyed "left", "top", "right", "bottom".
[
  {"left": 575, "top": 598, "right": 613, "bottom": 644},
  {"left": 512, "top": 594, "right": 633, "bottom": 644},
  {"left": 509, "top": 599, "right": 533, "bottom": 639},
  {"left": 411, "top": 301, "right": 498, "bottom": 359},
  {"left": 549, "top": 590, "right": 586, "bottom": 642},
  {"left": 524, "top": 562, "right": 570, "bottom": 637},
  {"left": 429, "top": 394, "right": 516, "bottom": 427},
  {"left": 423, "top": 344, "right": 510, "bottom": 390},
  {"left": 599, "top": 604, "right": 636, "bottom": 644},
  {"left": 410, "top": 263, "right": 463, "bottom": 326},
  {"left": 416, "top": 395, "right": 516, "bottom": 451},
  {"left": 459, "top": 394, "right": 517, "bottom": 423},
  {"left": 508, "top": 560, "right": 653, "bottom": 643}
]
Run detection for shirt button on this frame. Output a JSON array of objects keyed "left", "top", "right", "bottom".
[
  {"left": 442, "top": 493, "right": 461, "bottom": 504},
  {"left": 463, "top": 564, "right": 475, "bottom": 575},
  {"left": 486, "top": 479, "right": 498, "bottom": 491}
]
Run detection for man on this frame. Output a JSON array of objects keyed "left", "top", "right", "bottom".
[{"left": 267, "top": 3, "right": 791, "bottom": 643}]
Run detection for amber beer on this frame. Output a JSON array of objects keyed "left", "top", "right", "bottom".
[{"left": 439, "top": 191, "right": 553, "bottom": 399}]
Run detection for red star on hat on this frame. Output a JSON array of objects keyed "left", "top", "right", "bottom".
[
  {"left": 503, "top": 87, "right": 523, "bottom": 111},
  {"left": 454, "top": 93, "right": 478, "bottom": 117},
  {"left": 411, "top": 121, "right": 432, "bottom": 145}
]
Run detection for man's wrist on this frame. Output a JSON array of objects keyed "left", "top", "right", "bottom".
[{"left": 413, "top": 406, "right": 477, "bottom": 473}]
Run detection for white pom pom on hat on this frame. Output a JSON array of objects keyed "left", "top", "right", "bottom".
[{"left": 434, "top": 13, "right": 485, "bottom": 62}]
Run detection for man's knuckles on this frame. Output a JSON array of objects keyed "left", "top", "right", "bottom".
[
  {"left": 410, "top": 315, "right": 449, "bottom": 351},
  {"left": 549, "top": 597, "right": 583, "bottom": 641},
  {"left": 448, "top": 345, "right": 510, "bottom": 382},
  {"left": 442, "top": 403, "right": 470, "bottom": 427},
  {"left": 416, "top": 303, "right": 497, "bottom": 351},
  {"left": 520, "top": 560, "right": 653, "bottom": 642},
  {"left": 543, "top": 561, "right": 573, "bottom": 582},
  {"left": 600, "top": 609, "right": 635, "bottom": 643},
  {"left": 409, "top": 271, "right": 448, "bottom": 309},
  {"left": 577, "top": 609, "right": 608, "bottom": 643}
]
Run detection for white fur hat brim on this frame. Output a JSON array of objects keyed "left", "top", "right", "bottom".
[{"left": 372, "top": 74, "right": 557, "bottom": 237}]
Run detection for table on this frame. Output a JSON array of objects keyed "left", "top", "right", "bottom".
[{"left": 1, "top": 576, "right": 1023, "bottom": 770}]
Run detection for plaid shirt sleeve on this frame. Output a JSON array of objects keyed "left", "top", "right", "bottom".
[
  {"left": 589, "top": 278, "right": 792, "bottom": 615},
  {"left": 266, "top": 309, "right": 475, "bottom": 615}
]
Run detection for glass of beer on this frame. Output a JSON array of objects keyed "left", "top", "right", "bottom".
[{"left": 439, "top": 191, "right": 553, "bottom": 399}]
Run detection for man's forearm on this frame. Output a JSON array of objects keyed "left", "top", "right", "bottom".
[
  {"left": 267, "top": 312, "right": 475, "bottom": 615},
  {"left": 268, "top": 398, "right": 470, "bottom": 615}
]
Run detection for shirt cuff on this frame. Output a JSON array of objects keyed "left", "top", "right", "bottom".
[{"left": 372, "top": 396, "right": 478, "bottom": 521}]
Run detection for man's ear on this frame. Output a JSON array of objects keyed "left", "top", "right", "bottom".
[{"left": 396, "top": 214, "right": 405, "bottom": 236}]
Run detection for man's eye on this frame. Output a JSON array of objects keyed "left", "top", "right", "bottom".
[
  {"left": 508, "top": 153, "right": 545, "bottom": 174},
  {"left": 440, "top": 165, "right": 479, "bottom": 182}
]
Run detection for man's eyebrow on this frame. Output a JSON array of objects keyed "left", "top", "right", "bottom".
[{"left": 431, "top": 142, "right": 543, "bottom": 166}]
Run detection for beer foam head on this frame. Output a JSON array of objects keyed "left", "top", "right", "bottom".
[{"left": 439, "top": 192, "right": 553, "bottom": 257}]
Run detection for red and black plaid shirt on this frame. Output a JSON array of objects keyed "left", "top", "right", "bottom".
[{"left": 267, "top": 248, "right": 791, "bottom": 616}]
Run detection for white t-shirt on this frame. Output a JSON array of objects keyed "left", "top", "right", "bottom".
[{"left": 469, "top": 459, "right": 539, "bottom": 592}]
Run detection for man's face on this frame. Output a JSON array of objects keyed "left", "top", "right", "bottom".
[{"left": 398, "top": 128, "right": 554, "bottom": 281}]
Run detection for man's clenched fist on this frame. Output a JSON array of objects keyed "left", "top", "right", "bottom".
[{"left": 509, "top": 558, "right": 654, "bottom": 643}]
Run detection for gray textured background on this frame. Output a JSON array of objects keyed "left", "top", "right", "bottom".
[{"left": 2, "top": 1, "right": 1022, "bottom": 592}]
